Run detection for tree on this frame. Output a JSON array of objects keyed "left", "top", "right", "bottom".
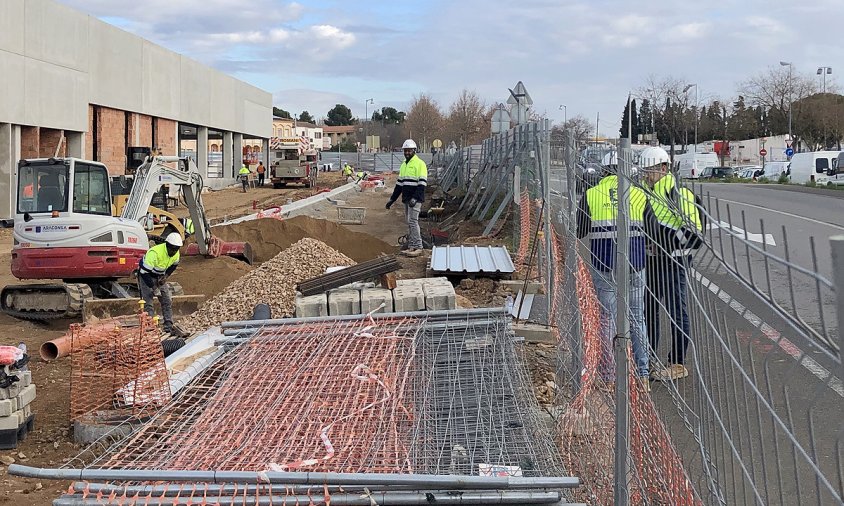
[
  {"left": 336, "top": 138, "right": 358, "bottom": 152},
  {"left": 298, "top": 110, "right": 314, "bottom": 123},
  {"left": 405, "top": 94, "right": 445, "bottom": 151},
  {"left": 325, "top": 104, "right": 356, "bottom": 126},
  {"left": 738, "top": 66, "right": 818, "bottom": 138},
  {"left": 619, "top": 98, "right": 640, "bottom": 139},
  {"left": 272, "top": 107, "right": 291, "bottom": 119},
  {"left": 793, "top": 93, "right": 844, "bottom": 150},
  {"left": 372, "top": 107, "right": 406, "bottom": 124},
  {"left": 445, "top": 89, "right": 488, "bottom": 147},
  {"left": 638, "top": 99, "right": 654, "bottom": 139},
  {"left": 551, "top": 115, "right": 594, "bottom": 146}
]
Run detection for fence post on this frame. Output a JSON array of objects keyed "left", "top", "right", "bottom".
[
  {"left": 543, "top": 120, "right": 553, "bottom": 326},
  {"left": 831, "top": 235, "right": 844, "bottom": 381},
  {"left": 613, "top": 137, "right": 632, "bottom": 506},
  {"left": 562, "top": 130, "right": 582, "bottom": 396}
]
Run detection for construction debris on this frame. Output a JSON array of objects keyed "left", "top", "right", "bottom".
[
  {"left": 0, "top": 345, "right": 34, "bottom": 450},
  {"left": 180, "top": 238, "right": 354, "bottom": 331}
]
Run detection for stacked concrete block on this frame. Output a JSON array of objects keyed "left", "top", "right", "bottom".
[
  {"left": 328, "top": 290, "right": 361, "bottom": 316},
  {"left": 294, "top": 293, "right": 329, "bottom": 318},
  {"left": 0, "top": 370, "right": 36, "bottom": 449},
  {"left": 392, "top": 284, "right": 426, "bottom": 312},
  {"left": 361, "top": 288, "right": 394, "bottom": 314},
  {"left": 420, "top": 278, "right": 457, "bottom": 311}
]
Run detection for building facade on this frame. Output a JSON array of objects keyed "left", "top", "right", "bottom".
[{"left": 0, "top": 0, "right": 273, "bottom": 221}]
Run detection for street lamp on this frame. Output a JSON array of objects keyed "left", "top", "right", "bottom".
[
  {"left": 780, "top": 61, "right": 793, "bottom": 145},
  {"left": 683, "top": 83, "right": 698, "bottom": 153},
  {"left": 817, "top": 66, "right": 833, "bottom": 93},
  {"left": 364, "top": 98, "right": 374, "bottom": 152},
  {"left": 558, "top": 104, "right": 567, "bottom": 124}
]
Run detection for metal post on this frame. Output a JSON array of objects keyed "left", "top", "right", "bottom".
[
  {"left": 543, "top": 119, "right": 553, "bottom": 325},
  {"left": 562, "top": 130, "right": 582, "bottom": 395},
  {"left": 831, "top": 235, "right": 844, "bottom": 381},
  {"left": 613, "top": 137, "right": 632, "bottom": 506}
]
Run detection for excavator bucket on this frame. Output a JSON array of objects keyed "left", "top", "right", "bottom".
[
  {"left": 183, "top": 238, "right": 254, "bottom": 265},
  {"left": 82, "top": 295, "right": 205, "bottom": 323}
]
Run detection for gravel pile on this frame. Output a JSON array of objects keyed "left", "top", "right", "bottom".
[{"left": 181, "top": 238, "right": 354, "bottom": 331}]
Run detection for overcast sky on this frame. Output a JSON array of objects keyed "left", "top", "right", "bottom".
[{"left": 60, "top": 0, "right": 842, "bottom": 136}]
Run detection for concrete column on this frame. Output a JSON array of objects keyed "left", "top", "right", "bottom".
[
  {"left": 233, "top": 133, "right": 243, "bottom": 178},
  {"left": 261, "top": 138, "right": 269, "bottom": 168},
  {"left": 67, "top": 131, "right": 84, "bottom": 158},
  {"left": 222, "top": 131, "right": 233, "bottom": 179},
  {"left": 197, "top": 126, "right": 209, "bottom": 179},
  {"left": 0, "top": 124, "right": 22, "bottom": 223}
]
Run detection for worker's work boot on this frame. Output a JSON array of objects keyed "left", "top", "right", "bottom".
[
  {"left": 163, "top": 322, "right": 189, "bottom": 339},
  {"left": 639, "top": 377, "right": 651, "bottom": 393},
  {"left": 652, "top": 363, "right": 689, "bottom": 381},
  {"left": 402, "top": 248, "right": 423, "bottom": 258}
]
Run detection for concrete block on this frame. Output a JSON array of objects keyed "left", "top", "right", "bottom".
[
  {"left": 395, "top": 278, "right": 424, "bottom": 288},
  {"left": 361, "top": 288, "right": 394, "bottom": 314},
  {"left": 0, "top": 398, "right": 17, "bottom": 418},
  {"left": 327, "top": 289, "right": 361, "bottom": 316},
  {"left": 0, "top": 409, "right": 22, "bottom": 431},
  {"left": 295, "top": 293, "right": 328, "bottom": 318},
  {"left": 16, "top": 404, "right": 31, "bottom": 426},
  {"left": 17, "top": 370, "right": 31, "bottom": 388},
  {"left": 391, "top": 285, "right": 425, "bottom": 312},
  {"left": 422, "top": 277, "right": 452, "bottom": 290},
  {"left": 0, "top": 384, "right": 21, "bottom": 401},
  {"left": 15, "top": 384, "right": 36, "bottom": 410},
  {"left": 513, "top": 323, "right": 554, "bottom": 344},
  {"left": 424, "top": 286, "right": 457, "bottom": 311}
]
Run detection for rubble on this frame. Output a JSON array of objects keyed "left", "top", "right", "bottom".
[{"left": 180, "top": 238, "right": 354, "bottom": 331}]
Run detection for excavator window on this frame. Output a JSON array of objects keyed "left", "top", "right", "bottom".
[
  {"left": 17, "top": 164, "right": 68, "bottom": 214},
  {"left": 72, "top": 164, "right": 111, "bottom": 216}
]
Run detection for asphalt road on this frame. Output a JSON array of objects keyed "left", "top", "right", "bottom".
[{"left": 548, "top": 175, "right": 843, "bottom": 504}]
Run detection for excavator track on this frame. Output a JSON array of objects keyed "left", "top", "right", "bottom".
[{"left": 0, "top": 283, "right": 94, "bottom": 320}]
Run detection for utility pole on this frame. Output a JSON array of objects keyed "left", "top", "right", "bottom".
[
  {"left": 780, "top": 62, "right": 793, "bottom": 145},
  {"left": 818, "top": 66, "right": 832, "bottom": 93},
  {"left": 684, "top": 83, "right": 698, "bottom": 153},
  {"left": 364, "top": 98, "right": 374, "bottom": 153}
]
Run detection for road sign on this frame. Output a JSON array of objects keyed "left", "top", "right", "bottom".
[
  {"left": 759, "top": 148, "right": 767, "bottom": 157},
  {"left": 432, "top": 139, "right": 443, "bottom": 148},
  {"left": 785, "top": 147, "right": 795, "bottom": 157}
]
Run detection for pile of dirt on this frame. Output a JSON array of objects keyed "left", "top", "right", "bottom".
[
  {"left": 213, "top": 215, "right": 397, "bottom": 263},
  {"left": 455, "top": 278, "right": 511, "bottom": 308},
  {"left": 171, "top": 255, "right": 253, "bottom": 298}
]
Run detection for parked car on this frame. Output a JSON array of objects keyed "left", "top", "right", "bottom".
[
  {"left": 700, "top": 166, "right": 734, "bottom": 179},
  {"left": 788, "top": 151, "right": 841, "bottom": 184},
  {"left": 737, "top": 166, "right": 763, "bottom": 179},
  {"left": 675, "top": 152, "right": 719, "bottom": 179},
  {"left": 762, "top": 161, "right": 789, "bottom": 179}
]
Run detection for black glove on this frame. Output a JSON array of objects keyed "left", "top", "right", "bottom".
[
  {"left": 386, "top": 200, "right": 394, "bottom": 210},
  {"left": 408, "top": 198, "right": 418, "bottom": 207}
]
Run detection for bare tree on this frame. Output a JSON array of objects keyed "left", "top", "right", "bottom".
[
  {"left": 738, "top": 66, "right": 818, "bottom": 136},
  {"left": 405, "top": 94, "right": 445, "bottom": 152},
  {"left": 446, "top": 89, "right": 488, "bottom": 147},
  {"left": 551, "top": 115, "right": 594, "bottom": 146}
]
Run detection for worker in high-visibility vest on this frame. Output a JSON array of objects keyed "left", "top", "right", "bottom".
[
  {"left": 343, "top": 163, "right": 354, "bottom": 178},
  {"left": 577, "top": 166, "right": 651, "bottom": 390},
  {"left": 386, "top": 139, "right": 427, "bottom": 258},
  {"left": 138, "top": 233, "right": 186, "bottom": 337},
  {"left": 238, "top": 165, "right": 251, "bottom": 193},
  {"left": 178, "top": 218, "right": 194, "bottom": 236},
  {"left": 640, "top": 147, "right": 704, "bottom": 382}
]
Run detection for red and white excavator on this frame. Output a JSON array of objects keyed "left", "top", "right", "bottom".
[{"left": 1, "top": 155, "right": 251, "bottom": 320}]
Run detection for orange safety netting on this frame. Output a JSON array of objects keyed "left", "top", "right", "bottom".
[
  {"left": 514, "top": 189, "right": 531, "bottom": 265},
  {"left": 69, "top": 313, "right": 171, "bottom": 423}
]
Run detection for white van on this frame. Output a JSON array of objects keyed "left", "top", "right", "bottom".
[
  {"left": 828, "top": 153, "right": 844, "bottom": 186},
  {"left": 675, "top": 152, "right": 719, "bottom": 179},
  {"left": 762, "top": 161, "right": 789, "bottom": 180},
  {"left": 788, "top": 151, "right": 841, "bottom": 184}
]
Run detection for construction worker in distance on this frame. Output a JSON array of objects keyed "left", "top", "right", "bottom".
[
  {"left": 576, "top": 159, "right": 651, "bottom": 391},
  {"left": 138, "top": 233, "right": 187, "bottom": 337},
  {"left": 238, "top": 164, "right": 251, "bottom": 193},
  {"left": 178, "top": 217, "right": 194, "bottom": 237},
  {"left": 386, "top": 139, "right": 427, "bottom": 258},
  {"left": 343, "top": 163, "right": 354, "bottom": 178},
  {"left": 256, "top": 161, "right": 266, "bottom": 187},
  {"left": 640, "top": 146, "right": 704, "bottom": 382}
]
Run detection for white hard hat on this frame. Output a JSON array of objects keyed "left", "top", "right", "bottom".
[
  {"left": 638, "top": 147, "right": 670, "bottom": 168},
  {"left": 602, "top": 151, "right": 618, "bottom": 166},
  {"left": 165, "top": 232, "right": 184, "bottom": 247},
  {"left": 402, "top": 139, "right": 417, "bottom": 150}
]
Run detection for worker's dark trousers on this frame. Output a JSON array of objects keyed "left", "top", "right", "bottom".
[
  {"left": 645, "top": 256, "right": 691, "bottom": 365},
  {"left": 258, "top": 173, "right": 265, "bottom": 186},
  {"left": 139, "top": 274, "right": 174, "bottom": 331}
]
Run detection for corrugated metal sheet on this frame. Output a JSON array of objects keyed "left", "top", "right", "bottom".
[{"left": 430, "top": 245, "right": 515, "bottom": 274}]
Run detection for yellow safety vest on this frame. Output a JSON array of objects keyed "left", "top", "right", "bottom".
[
  {"left": 238, "top": 166, "right": 250, "bottom": 176},
  {"left": 139, "top": 242, "right": 180, "bottom": 277},
  {"left": 585, "top": 175, "right": 647, "bottom": 270},
  {"left": 648, "top": 173, "right": 702, "bottom": 257},
  {"left": 397, "top": 155, "right": 428, "bottom": 188}
]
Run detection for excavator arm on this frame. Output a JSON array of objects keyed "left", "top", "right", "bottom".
[{"left": 120, "top": 156, "right": 214, "bottom": 255}]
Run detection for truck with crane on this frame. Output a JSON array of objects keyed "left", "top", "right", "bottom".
[{"left": 1, "top": 155, "right": 252, "bottom": 320}]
